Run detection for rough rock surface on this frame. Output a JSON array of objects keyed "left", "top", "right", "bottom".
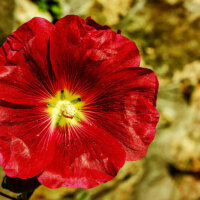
[
  {"left": 15, "top": 0, "right": 52, "bottom": 27},
  {"left": 159, "top": 61, "right": 200, "bottom": 173},
  {"left": 88, "top": 0, "right": 132, "bottom": 26},
  {"left": 0, "top": 0, "right": 16, "bottom": 45},
  {"left": 0, "top": 0, "right": 52, "bottom": 45},
  {"left": 60, "top": 0, "right": 93, "bottom": 17}
]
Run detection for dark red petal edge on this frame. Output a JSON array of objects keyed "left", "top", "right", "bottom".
[
  {"left": 37, "top": 122, "right": 126, "bottom": 189},
  {"left": 82, "top": 67, "right": 159, "bottom": 161},
  {"left": 85, "top": 17, "right": 111, "bottom": 30}
]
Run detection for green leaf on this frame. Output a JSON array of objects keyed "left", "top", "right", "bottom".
[{"left": 78, "top": 192, "right": 89, "bottom": 200}]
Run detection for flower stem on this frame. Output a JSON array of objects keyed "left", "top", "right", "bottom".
[
  {"left": 17, "top": 192, "right": 33, "bottom": 200},
  {"left": 0, "top": 191, "right": 17, "bottom": 200},
  {"left": 1, "top": 176, "right": 40, "bottom": 200}
]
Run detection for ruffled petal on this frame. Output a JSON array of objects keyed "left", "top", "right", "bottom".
[
  {"left": 81, "top": 29, "right": 140, "bottom": 76},
  {"left": 0, "top": 17, "right": 55, "bottom": 105},
  {"left": 38, "top": 122, "right": 125, "bottom": 189},
  {"left": 49, "top": 15, "right": 140, "bottom": 90},
  {"left": 0, "top": 48, "right": 6, "bottom": 65},
  {"left": 0, "top": 17, "right": 54, "bottom": 65},
  {"left": 48, "top": 15, "right": 88, "bottom": 90},
  {"left": 83, "top": 67, "right": 159, "bottom": 161},
  {"left": 0, "top": 105, "right": 56, "bottom": 178},
  {"left": 85, "top": 17, "right": 110, "bottom": 30},
  {"left": 84, "top": 16, "right": 140, "bottom": 71},
  {"left": 0, "top": 18, "right": 56, "bottom": 177},
  {"left": 0, "top": 65, "right": 49, "bottom": 105},
  {"left": 0, "top": 134, "right": 10, "bottom": 167}
]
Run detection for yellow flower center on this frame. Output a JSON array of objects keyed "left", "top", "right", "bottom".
[
  {"left": 46, "top": 89, "right": 85, "bottom": 127},
  {"left": 61, "top": 101, "right": 77, "bottom": 119}
]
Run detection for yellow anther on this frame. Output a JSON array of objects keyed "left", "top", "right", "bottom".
[{"left": 61, "top": 101, "right": 77, "bottom": 119}]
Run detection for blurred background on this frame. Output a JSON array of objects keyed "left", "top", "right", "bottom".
[{"left": 0, "top": 0, "right": 200, "bottom": 199}]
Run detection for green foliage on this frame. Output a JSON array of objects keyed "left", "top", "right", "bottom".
[
  {"left": 31, "top": 0, "right": 61, "bottom": 22},
  {"left": 78, "top": 191, "right": 89, "bottom": 200},
  {"left": 32, "top": 0, "right": 48, "bottom": 11}
]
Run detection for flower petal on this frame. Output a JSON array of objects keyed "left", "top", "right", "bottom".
[
  {"left": 49, "top": 15, "right": 140, "bottom": 88},
  {"left": 81, "top": 29, "right": 140, "bottom": 75},
  {"left": 48, "top": 15, "right": 88, "bottom": 88},
  {"left": 0, "top": 17, "right": 56, "bottom": 178},
  {"left": 85, "top": 17, "right": 110, "bottom": 30},
  {"left": 83, "top": 67, "right": 159, "bottom": 161},
  {"left": 0, "top": 65, "right": 49, "bottom": 105},
  {"left": 0, "top": 17, "right": 55, "bottom": 105},
  {"left": 38, "top": 122, "right": 125, "bottom": 189},
  {"left": 0, "top": 105, "right": 56, "bottom": 178},
  {"left": 0, "top": 134, "right": 10, "bottom": 167},
  {"left": 0, "top": 17, "right": 53, "bottom": 65}
]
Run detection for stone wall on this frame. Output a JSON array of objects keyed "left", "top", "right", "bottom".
[{"left": 0, "top": 0, "right": 16, "bottom": 45}]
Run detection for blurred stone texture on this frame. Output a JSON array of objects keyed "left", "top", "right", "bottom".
[
  {"left": 0, "top": 0, "right": 52, "bottom": 45},
  {"left": 0, "top": 0, "right": 16, "bottom": 45},
  {"left": 15, "top": 0, "right": 52, "bottom": 27},
  {"left": 1, "top": 0, "right": 200, "bottom": 200}
]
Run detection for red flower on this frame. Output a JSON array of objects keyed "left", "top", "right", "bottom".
[{"left": 0, "top": 15, "right": 159, "bottom": 189}]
